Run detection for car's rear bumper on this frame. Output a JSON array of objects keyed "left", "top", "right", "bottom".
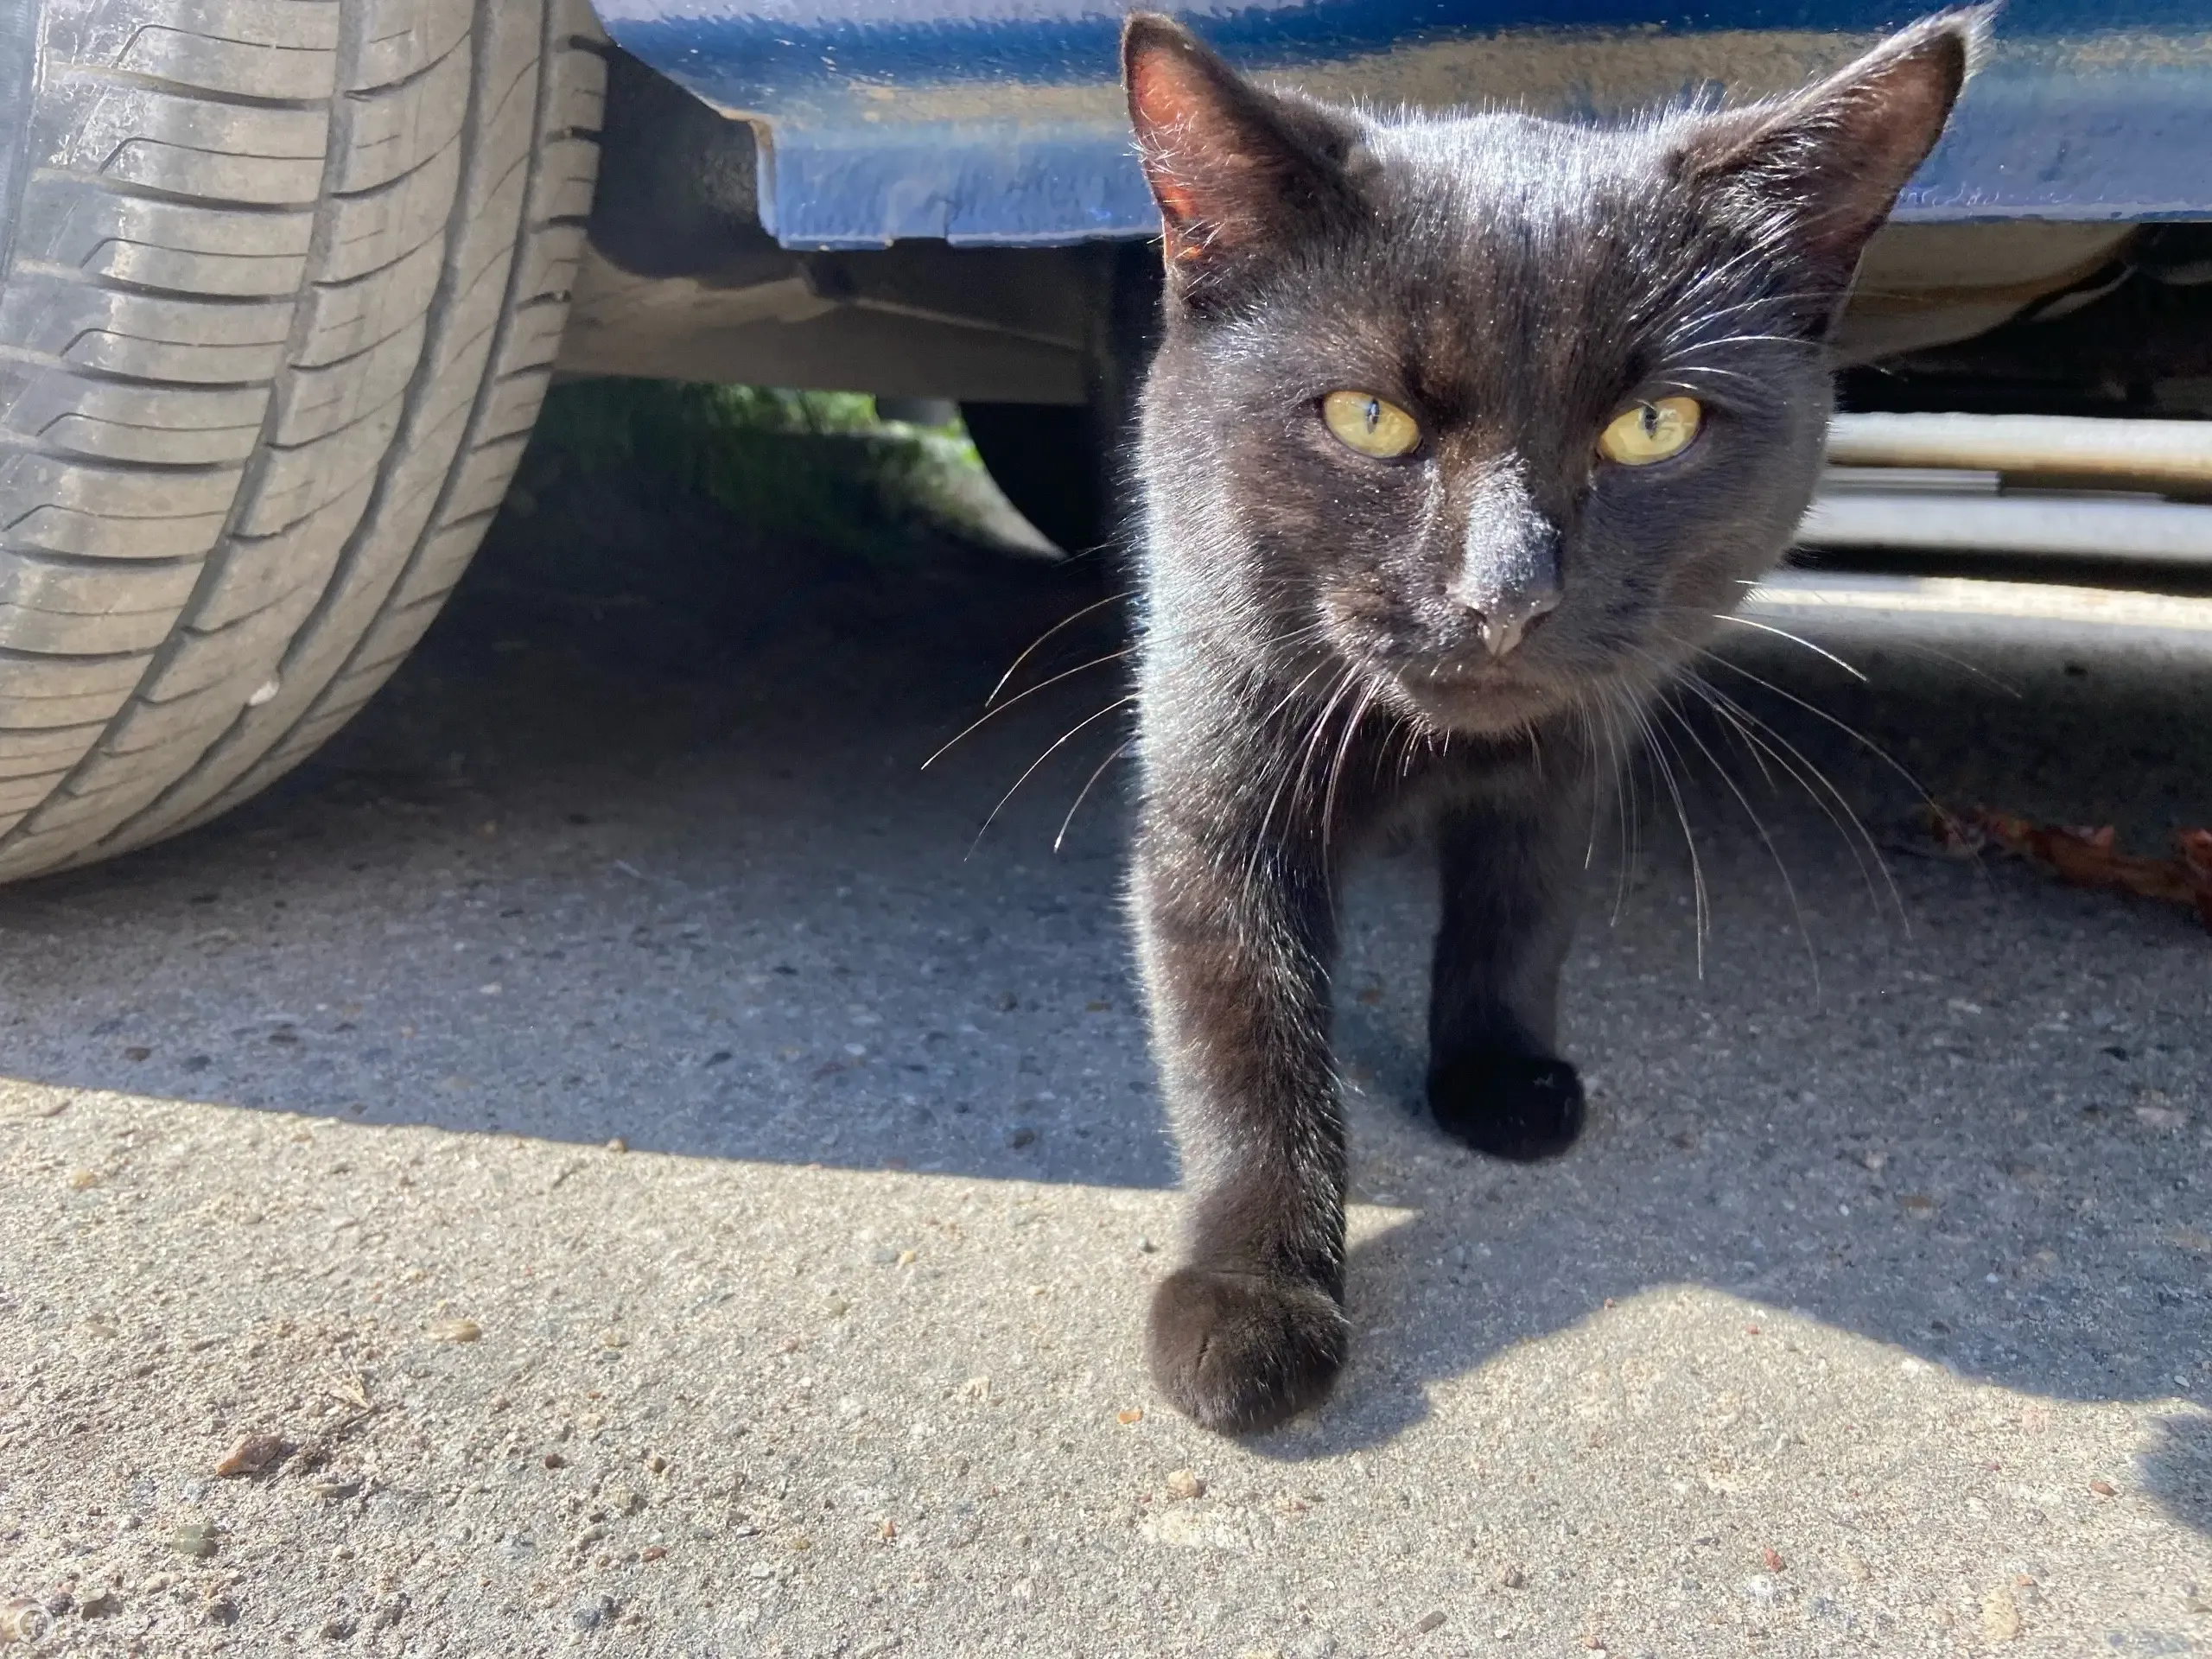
[{"left": 588, "top": 3, "right": 2212, "bottom": 249}]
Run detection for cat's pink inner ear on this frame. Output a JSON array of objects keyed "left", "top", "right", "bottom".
[
  {"left": 1122, "top": 16, "right": 1263, "bottom": 266},
  {"left": 1693, "top": 8, "right": 1986, "bottom": 269},
  {"left": 1125, "top": 35, "right": 1210, "bottom": 241}
]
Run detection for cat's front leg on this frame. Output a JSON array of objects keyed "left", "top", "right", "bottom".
[
  {"left": 1427, "top": 756, "right": 1596, "bottom": 1160},
  {"left": 1133, "top": 784, "right": 1351, "bottom": 1433}
]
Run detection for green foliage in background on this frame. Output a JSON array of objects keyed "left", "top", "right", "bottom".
[{"left": 514, "top": 378, "right": 982, "bottom": 558}]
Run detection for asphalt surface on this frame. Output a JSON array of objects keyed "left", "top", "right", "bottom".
[{"left": 2, "top": 468, "right": 2209, "bottom": 1658}]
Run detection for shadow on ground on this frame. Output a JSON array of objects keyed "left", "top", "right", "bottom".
[{"left": 2, "top": 442, "right": 2206, "bottom": 1519}]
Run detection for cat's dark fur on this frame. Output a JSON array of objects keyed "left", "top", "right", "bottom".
[{"left": 1120, "top": 10, "right": 1983, "bottom": 1433}]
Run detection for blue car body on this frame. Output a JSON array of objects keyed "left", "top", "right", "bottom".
[{"left": 588, "top": 1, "right": 2212, "bottom": 250}]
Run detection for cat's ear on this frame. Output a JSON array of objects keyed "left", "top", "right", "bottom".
[
  {"left": 1122, "top": 14, "right": 1357, "bottom": 296},
  {"left": 1683, "top": 7, "right": 1988, "bottom": 291}
]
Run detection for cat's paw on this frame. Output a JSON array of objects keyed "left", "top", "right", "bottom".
[
  {"left": 1427, "top": 1052, "right": 1586, "bottom": 1160},
  {"left": 1147, "top": 1266, "right": 1349, "bottom": 1434}
]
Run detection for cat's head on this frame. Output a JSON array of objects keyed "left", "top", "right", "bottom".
[{"left": 1124, "top": 10, "right": 1984, "bottom": 738}]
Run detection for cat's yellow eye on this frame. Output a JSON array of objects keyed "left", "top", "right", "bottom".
[
  {"left": 1598, "top": 396, "right": 1702, "bottom": 467},
  {"left": 1321, "top": 390, "right": 1421, "bottom": 459}
]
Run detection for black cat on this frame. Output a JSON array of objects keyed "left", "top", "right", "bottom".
[{"left": 1120, "top": 9, "right": 1983, "bottom": 1433}]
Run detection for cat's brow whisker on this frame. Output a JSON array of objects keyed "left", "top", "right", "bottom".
[
  {"left": 1710, "top": 613, "right": 1868, "bottom": 682},
  {"left": 988, "top": 590, "right": 1132, "bottom": 708},
  {"left": 1662, "top": 283, "right": 1839, "bottom": 335}
]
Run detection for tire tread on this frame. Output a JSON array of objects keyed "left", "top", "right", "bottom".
[{"left": 0, "top": 0, "right": 603, "bottom": 880}]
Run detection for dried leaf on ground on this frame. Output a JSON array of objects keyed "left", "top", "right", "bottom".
[
  {"left": 1930, "top": 807, "right": 2212, "bottom": 930},
  {"left": 213, "top": 1433, "right": 283, "bottom": 1478}
]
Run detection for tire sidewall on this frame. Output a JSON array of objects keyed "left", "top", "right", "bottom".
[{"left": 0, "top": 0, "right": 41, "bottom": 273}]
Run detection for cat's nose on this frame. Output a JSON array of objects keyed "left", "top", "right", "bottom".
[
  {"left": 1451, "top": 461, "right": 1561, "bottom": 657},
  {"left": 1449, "top": 563, "right": 1560, "bottom": 657},
  {"left": 1473, "top": 587, "right": 1560, "bottom": 658}
]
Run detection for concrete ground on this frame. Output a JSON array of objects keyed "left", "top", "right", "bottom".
[{"left": 2, "top": 467, "right": 2209, "bottom": 1658}]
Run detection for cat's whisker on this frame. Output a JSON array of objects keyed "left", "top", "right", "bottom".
[
  {"left": 924, "top": 649, "right": 1133, "bottom": 771},
  {"left": 1694, "top": 677, "right": 1782, "bottom": 792},
  {"left": 1319, "top": 682, "right": 1380, "bottom": 862},
  {"left": 1290, "top": 668, "right": 1364, "bottom": 828},
  {"left": 1710, "top": 613, "right": 1868, "bottom": 682},
  {"left": 1630, "top": 696, "right": 1711, "bottom": 972},
  {"left": 988, "top": 590, "right": 1131, "bottom": 708},
  {"left": 1246, "top": 663, "right": 1359, "bottom": 903},
  {"left": 1593, "top": 690, "right": 1641, "bottom": 928},
  {"left": 1576, "top": 702, "right": 1603, "bottom": 872},
  {"left": 1252, "top": 654, "right": 1343, "bottom": 733},
  {"left": 1055, "top": 739, "right": 1134, "bottom": 853},
  {"left": 1656, "top": 693, "right": 1822, "bottom": 995},
  {"left": 1681, "top": 665, "right": 1904, "bottom": 924},
  {"left": 1681, "top": 332, "right": 1828, "bottom": 353},
  {"left": 1700, "top": 650, "right": 1932, "bottom": 824},
  {"left": 967, "top": 695, "right": 1136, "bottom": 856}
]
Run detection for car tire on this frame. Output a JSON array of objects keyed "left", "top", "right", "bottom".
[{"left": 0, "top": 0, "right": 604, "bottom": 881}]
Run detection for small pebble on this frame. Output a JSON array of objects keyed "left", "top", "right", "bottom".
[
  {"left": 79, "top": 1588, "right": 123, "bottom": 1618},
  {"left": 68, "top": 1169, "right": 101, "bottom": 1191},
  {"left": 204, "top": 1597, "right": 239, "bottom": 1626},
  {"left": 1413, "top": 1610, "right": 1446, "bottom": 1634},
  {"left": 607, "top": 1486, "right": 645, "bottom": 1516},
  {"left": 606, "top": 1138, "right": 627, "bottom": 1154},
  {"left": 1498, "top": 1566, "right": 1527, "bottom": 1590},
  {"left": 543, "top": 1452, "right": 566, "bottom": 1470},
  {"left": 646, "top": 1453, "right": 668, "bottom": 1474},
  {"left": 1137, "top": 1236, "right": 1158, "bottom": 1254},
  {"left": 1164, "top": 1469, "right": 1205, "bottom": 1500},
  {"left": 1981, "top": 1588, "right": 2024, "bottom": 1642},
  {"left": 168, "top": 1520, "right": 219, "bottom": 1559},
  {"left": 1116, "top": 1408, "right": 1143, "bottom": 1425},
  {"left": 2088, "top": 1478, "right": 2118, "bottom": 1497},
  {"left": 429, "top": 1318, "right": 481, "bottom": 1344},
  {"left": 214, "top": 1432, "right": 284, "bottom": 1478}
]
